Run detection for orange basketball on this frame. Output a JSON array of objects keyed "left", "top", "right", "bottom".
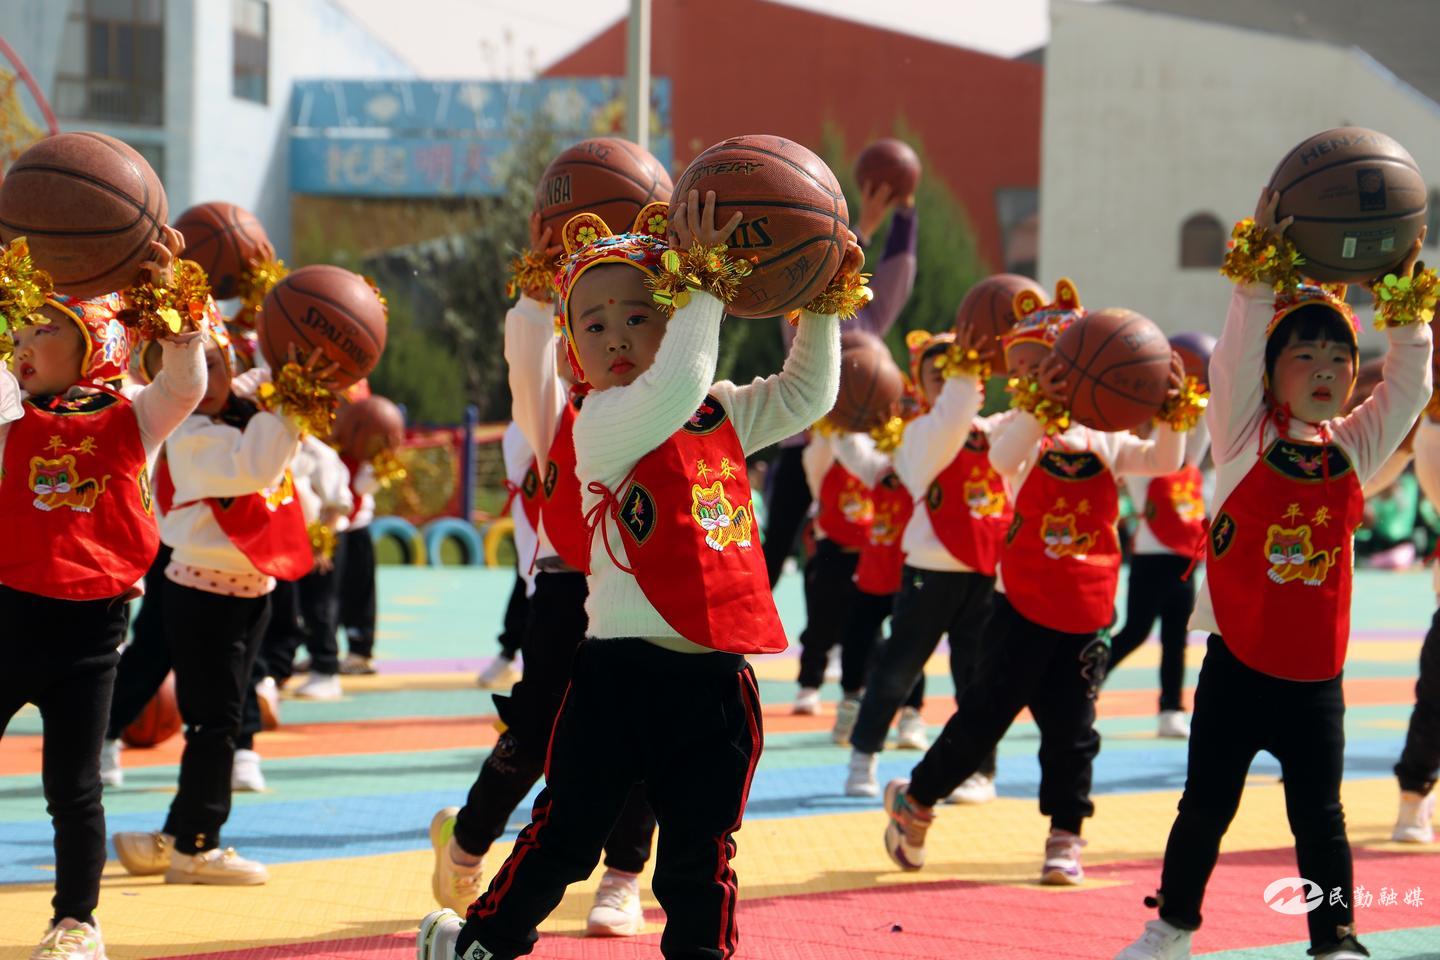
[
  {"left": 174, "top": 202, "right": 271, "bottom": 300},
  {"left": 955, "top": 274, "right": 1044, "bottom": 374},
  {"left": 830, "top": 331, "right": 904, "bottom": 432},
  {"left": 334, "top": 395, "right": 405, "bottom": 460},
  {"left": 671, "top": 135, "right": 850, "bottom": 319},
  {"left": 854, "top": 138, "right": 921, "bottom": 200},
  {"left": 1051, "top": 308, "right": 1173, "bottom": 432},
  {"left": 0, "top": 132, "right": 168, "bottom": 298},
  {"left": 258, "top": 265, "right": 387, "bottom": 389},
  {"left": 121, "top": 672, "right": 182, "bottom": 748},
  {"left": 535, "top": 138, "right": 672, "bottom": 246}
]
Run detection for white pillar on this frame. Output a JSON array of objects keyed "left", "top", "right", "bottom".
[{"left": 624, "top": 0, "right": 651, "bottom": 150}]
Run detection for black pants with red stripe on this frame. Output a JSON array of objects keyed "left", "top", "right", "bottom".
[{"left": 459, "top": 638, "right": 763, "bottom": 960}]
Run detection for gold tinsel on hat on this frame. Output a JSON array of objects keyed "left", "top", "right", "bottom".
[
  {"left": 804, "top": 270, "right": 874, "bottom": 320},
  {"left": 645, "top": 242, "right": 754, "bottom": 314},
  {"left": 122, "top": 259, "right": 211, "bottom": 339},
  {"left": 506, "top": 247, "right": 557, "bottom": 300},
  {"left": 0, "top": 237, "right": 54, "bottom": 361},
  {"left": 1155, "top": 375, "right": 1209, "bottom": 432},
  {"left": 1370, "top": 267, "right": 1440, "bottom": 328},
  {"left": 1220, "top": 218, "right": 1305, "bottom": 293},
  {"left": 257, "top": 361, "right": 339, "bottom": 438},
  {"left": 1008, "top": 374, "right": 1072, "bottom": 435}
]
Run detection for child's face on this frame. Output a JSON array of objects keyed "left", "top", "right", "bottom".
[
  {"left": 196, "top": 341, "right": 232, "bottom": 416},
  {"left": 919, "top": 354, "right": 946, "bottom": 406},
  {"left": 1006, "top": 342, "right": 1048, "bottom": 379},
  {"left": 569, "top": 265, "right": 669, "bottom": 391},
  {"left": 1271, "top": 336, "right": 1355, "bottom": 422},
  {"left": 10, "top": 307, "right": 84, "bottom": 396}
]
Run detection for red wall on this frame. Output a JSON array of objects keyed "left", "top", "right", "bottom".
[{"left": 543, "top": 0, "right": 1042, "bottom": 269}]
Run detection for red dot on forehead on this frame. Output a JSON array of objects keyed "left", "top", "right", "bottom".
[{"left": 608, "top": 298, "right": 615, "bottom": 304}]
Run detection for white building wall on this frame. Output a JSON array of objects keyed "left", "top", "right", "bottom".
[{"left": 1041, "top": 1, "right": 1440, "bottom": 346}]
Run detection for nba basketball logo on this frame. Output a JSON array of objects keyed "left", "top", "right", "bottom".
[{"left": 1357, "top": 168, "right": 1387, "bottom": 212}]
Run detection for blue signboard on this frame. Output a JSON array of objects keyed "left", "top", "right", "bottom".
[{"left": 289, "top": 78, "right": 673, "bottom": 198}]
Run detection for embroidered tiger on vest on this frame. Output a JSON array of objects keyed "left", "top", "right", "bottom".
[
  {"left": 869, "top": 502, "right": 903, "bottom": 546},
  {"left": 838, "top": 480, "right": 874, "bottom": 525},
  {"left": 29, "top": 455, "right": 110, "bottom": 513},
  {"left": 690, "top": 481, "right": 753, "bottom": 552},
  {"left": 1041, "top": 512, "right": 1094, "bottom": 559},
  {"left": 964, "top": 474, "right": 1006, "bottom": 519},
  {"left": 1171, "top": 480, "right": 1205, "bottom": 523},
  {"left": 1264, "top": 524, "right": 1341, "bottom": 586}
]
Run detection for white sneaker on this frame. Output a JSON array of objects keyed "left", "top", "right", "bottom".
[
  {"left": 845, "top": 750, "right": 880, "bottom": 797},
  {"left": 1114, "top": 918, "right": 1192, "bottom": 959},
  {"left": 831, "top": 696, "right": 861, "bottom": 745},
  {"left": 894, "top": 707, "right": 929, "bottom": 750},
  {"left": 1041, "top": 829, "right": 1086, "bottom": 885},
  {"left": 99, "top": 740, "right": 122, "bottom": 788},
  {"left": 293, "top": 672, "right": 342, "bottom": 700},
  {"left": 823, "top": 646, "right": 842, "bottom": 683},
  {"left": 585, "top": 868, "right": 645, "bottom": 937},
  {"left": 1392, "top": 789, "right": 1436, "bottom": 843},
  {"left": 232, "top": 749, "right": 266, "bottom": 792},
  {"left": 112, "top": 831, "right": 174, "bottom": 876},
  {"left": 165, "top": 846, "right": 269, "bottom": 885},
  {"left": 1157, "top": 711, "right": 1191, "bottom": 739},
  {"left": 882, "top": 779, "right": 934, "bottom": 871},
  {"left": 947, "top": 772, "right": 997, "bottom": 805},
  {"left": 430, "top": 807, "right": 484, "bottom": 913},
  {"left": 417, "top": 909, "right": 463, "bottom": 960},
  {"left": 255, "top": 677, "right": 280, "bottom": 731},
  {"left": 339, "top": 653, "right": 377, "bottom": 675},
  {"left": 792, "top": 687, "right": 821, "bottom": 715},
  {"left": 475, "top": 655, "right": 520, "bottom": 689},
  {"left": 29, "top": 918, "right": 106, "bottom": 960}
]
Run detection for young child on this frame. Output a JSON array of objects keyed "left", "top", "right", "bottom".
[
  {"left": 1114, "top": 192, "right": 1431, "bottom": 960},
  {"left": 478, "top": 420, "right": 537, "bottom": 688},
  {"left": 335, "top": 405, "right": 400, "bottom": 676},
  {"left": 417, "top": 191, "right": 847, "bottom": 960},
  {"left": 111, "top": 331, "right": 327, "bottom": 886},
  {"left": 880, "top": 278, "right": 1189, "bottom": 884},
  {"left": 0, "top": 247, "right": 204, "bottom": 959}
]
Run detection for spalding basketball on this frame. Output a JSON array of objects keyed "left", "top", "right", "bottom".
[
  {"left": 1270, "top": 128, "right": 1427, "bottom": 283},
  {"left": 334, "top": 395, "right": 405, "bottom": 459},
  {"left": 0, "top": 132, "right": 167, "bottom": 298},
  {"left": 955, "top": 274, "right": 1044, "bottom": 374},
  {"left": 121, "top": 673, "right": 182, "bottom": 748},
  {"left": 1169, "top": 331, "right": 1217, "bottom": 387},
  {"left": 830, "top": 331, "right": 904, "bottom": 432},
  {"left": 1051, "top": 308, "right": 1172, "bottom": 431},
  {"left": 854, "top": 138, "right": 921, "bottom": 200},
  {"left": 671, "top": 135, "right": 850, "bottom": 319},
  {"left": 535, "top": 138, "right": 672, "bottom": 246},
  {"left": 174, "top": 202, "right": 271, "bottom": 300},
  {"left": 259, "top": 265, "right": 387, "bottom": 389}
]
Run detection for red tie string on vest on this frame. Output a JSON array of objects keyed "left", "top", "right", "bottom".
[
  {"left": 1262, "top": 400, "right": 1334, "bottom": 483},
  {"left": 583, "top": 477, "right": 636, "bottom": 576}
]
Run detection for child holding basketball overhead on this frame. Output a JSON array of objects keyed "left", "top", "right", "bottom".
[
  {"left": 880, "top": 279, "right": 1190, "bottom": 884},
  {"left": 417, "top": 189, "right": 849, "bottom": 960},
  {"left": 1115, "top": 192, "right": 1433, "bottom": 960}
]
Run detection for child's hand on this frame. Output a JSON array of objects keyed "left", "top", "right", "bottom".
[
  {"left": 286, "top": 344, "right": 343, "bottom": 390},
  {"left": 1253, "top": 187, "right": 1294, "bottom": 238},
  {"left": 137, "top": 235, "right": 177, "bottom": 289},
  {"left": 529, "top": 210, "right": 558, "bottom": 261},
  {"left": 312, "top": 551, "right": 335, "bottom": 574},
  {"left": 252, "top": 237, "right": 277, "bottom": 267},
  {"left": 956, "top": 318, "right": 992, "bottom": 366},
  {"left": 855, "top": 180, "right": 896, "bottom": 244},
  {"left": 1165, "top": 349, "right": 1186, "bottom": 398},
  {"left": 671, "top": 189, "right": 743, "bottom": 249},
  {"left": 1036, "top": 353, "right": 1070, "bottom": 403},
  {"left": 1389, "top": 226, "right": 1428, "bottom": 282},
  {"left": 839, "top": 232, "right": 865, "bottom": 277}
]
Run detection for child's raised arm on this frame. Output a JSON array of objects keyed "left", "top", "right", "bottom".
[
  {"left": 133, "top": 335, "right": 206, "bottom": 456},
  {"left": 720, "top": 309, "right": 840, "bottom": 455},
  {"left": 505, "top": 214, "right": 566, "bottom": 458}
]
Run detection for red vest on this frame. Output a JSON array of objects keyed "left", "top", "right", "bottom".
[
  {"left": 854, "top": 470, "right": 914, "bottom": 596},
  {"left": 815, "top": 460, "right": 874, "bottom": 549},
  {"left": 923, "top": 428, "right": 1012, "bottom": 576},
  {"left": 1207, "top": 439, "right": 1363, "bottom": 681},
  {"left": 599, "top": 395, "right": 786, "bottom": 654},
  {"left": 542, "top": 397, "right": 590, "bottom": 570},
  {"left": 0, "top": 393, "right": 158, "bottom": 599},
  {"left": 155, "top": 455, "right": 313, "bottom": 581},
  {"left": 1000, "top": 446, "right": 1121, "bottom": 633},
  {"left": 1143, "top": 465, "right": 1207, "bottom": 557}
]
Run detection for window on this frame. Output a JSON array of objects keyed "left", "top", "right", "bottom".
[
  {"left": 233, "top": 0, "right": 269, "bottom": 104},
  {"left": 54, "top": 0, "right": 164, "bottom": 125},
  {"left": 994, "top": 187, "right": 1039, "bottom": 277},
  {"left": 1179, "top": 213, "right": 1224, "bottom": 269}
]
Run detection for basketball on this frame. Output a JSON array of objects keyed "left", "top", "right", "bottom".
[
  {"left": 671, "top": 135, "right": 850, "bottom": 318},
  {"left": 1270, "top": 128, "right": 1428, "bottom": 283},
  {"left": 1051, "top": 308, "right": 1173, "bottom": 431},
  {"left": 174, "top": 202, "right": 271, "bottom": 300},
  {"left": 121, "top": 673, "right": 182, "bottom": 748},
  {"left": 854, "top": 138, "right": 921, "bottom": 200},
  {"left": 258, "top": 265, "right": 387, "bottom": 389},
  {"left": 1169, "top": 331, "right": 1217, "bottom": 387},
  {"left": 830, "top": 331, "right": 904, "bottom": 432},
  {"left": 534, "top": 137, "right": 672, "bottom": 247},
  {"left": 0, "top": 132, "right": 167, "bottom": 299},
  {"left": 334, "top": 395, "right": 405, "bottom": 460},
  {"left": 955, "top": 274, "right": 1044, "bottom": 373}
]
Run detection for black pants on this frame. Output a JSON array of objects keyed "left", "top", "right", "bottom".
[
  {"left": 1396, "top": 605, "right": 1440, "bottom": 795},
  {"left": 0, "top": 586, "right": 127, "bottom": 927},
  {"left": 267, "top": 552, "right": 344, "bottom": 679},
  {"left": 908, "top": 593, "right": 1106, "bottom": 832},
  {"left": 1152, "top": 635, "right": 1360, "bottom": 955},
  {"left": 496, "top": 570, "right": 528, "bottom": 661},
  {"left": 762, "top": 445, "right": 811, "bottom": 587},
  {"left": 459, "top": 638, "right": 763, "bottom": 960},
  {"left": 160, "top": 581, "right": 270, "bottom": 853},
  {"left": 261, "top": 579, "right": 300, "bottom": 682},
  {"left": 840, "top": 589, "right": 924, "bottom": 707},
  {"left": 795, "top": 539, "right": 861, "bottom": 689},
  {"left": 1106, "top": 553, "right": 1194, "bottom": 712},
  {"left": 852, "top": 568, "right": 994, "bottom": 766},
  {"left": 339, "top": 527, "right": 377, "bottom": 658}
]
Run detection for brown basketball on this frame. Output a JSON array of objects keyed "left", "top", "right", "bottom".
[
  {"left": 174, "top": 202, "right": 271, "bottom": 300},
  {"left": 671, "top": 135, "right": 850, "bottom": 319},
  {"left": 0, "top": 132, "right": 168, "bottom": 298},
  {"left": 854, "top": 138, "right": 921, "bottom": 200},
  {"left": 1270, "top": 128, "right": 1428, "bottom": 283},
  {"left": 535, "top": 137, "right": 672, "bottom": 246},
  {"left": 955, "top": 274, "right": 1044, "bottom": 374},
  {"left": 334, "top": 395, "right": 405, "bottom": 460},
  {"left": 1052, "top": 308, "right": 1173, "bottom": 431},
  {"left": 259, "top": 265, "right": 387, "bottom": 389},
  {"left": 830, "top": 331, "right": 905, "bottom": 432},
  {"left": 121, "top": 673, "right": 181, "bottom": 748}
]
